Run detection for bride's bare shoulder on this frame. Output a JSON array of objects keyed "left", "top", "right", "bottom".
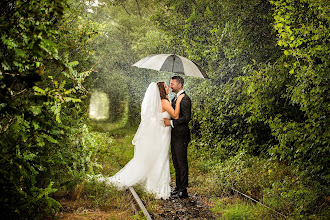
[
  {"left": 161, "top": 99, "right": 170, "bottom": 104},
  {"left": 161, "top": 99, "right": 171, "bottom": 109}
]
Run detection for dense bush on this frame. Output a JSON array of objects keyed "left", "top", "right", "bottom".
[
  {"left": 0, "top": 0, "right": 101, "bottom": 218},
  {"left": 241, "top": 0, "right": 329, "bottom": 184}
]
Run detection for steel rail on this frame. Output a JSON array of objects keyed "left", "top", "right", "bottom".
[
  {"left": 231, "top": 187, "right": 288, "bottom": 219},
  {"left": 128, "top": 186, "right": 152, "bottom": 220}
]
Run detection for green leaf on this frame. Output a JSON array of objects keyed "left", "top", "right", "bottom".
[
  {"left": 15, "top": 48, "right": 26, "bottom": 58},
  {"left": 33, "top": 86, "right": 46, "bottom": 95},
  {"left": 29, "top": 106, "right": 42, "bottom": 116},
  {"left": 42, "top": 134, "right": 58, "bottom": 144},
  {"left": 67, "top": 61, "right": 79, "bottom": 67},
  {"left": 63, "top": 97, "right": 81, "bottom": 103},
  {"left": 23, "top": 151, "right": 37, "bottom": 161}
]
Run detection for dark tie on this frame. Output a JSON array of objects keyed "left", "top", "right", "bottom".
[{"left": 172, "top": 97, "right": 176, "bottom": 109}]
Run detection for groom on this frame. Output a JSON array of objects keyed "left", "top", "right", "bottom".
[{"left": 164, "top": 75, "right": 191, "bottom": 199}]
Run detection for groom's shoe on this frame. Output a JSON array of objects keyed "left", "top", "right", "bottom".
[
  {"left": 171, "top": 189, "right": 188, "bottom": 199},
  {"left": 178, "top": 189, "right": 188, "bottom": 199}
]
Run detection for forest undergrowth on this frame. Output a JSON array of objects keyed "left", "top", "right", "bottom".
[{"left": 55, "top": 122, "right": 329, "bottom": 220}]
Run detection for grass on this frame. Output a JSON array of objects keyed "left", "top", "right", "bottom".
[
  {"left": 210, "top": 197, "right": 281, "bottom": 220},
  {"left": 187, "top": 144, "right": 330, "bottom": 220},
  {"left": 53, "top": 119, "right": 144, "bottom": 219},
  {"left": 89, "top": 101, "right": 130, "bottom": 134}
]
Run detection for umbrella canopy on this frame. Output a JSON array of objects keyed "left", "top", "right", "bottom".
[{"left": 132, "top": 54, "right": 208, "bottom": 78}]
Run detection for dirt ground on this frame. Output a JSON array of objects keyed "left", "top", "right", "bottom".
[
  {"left": 57, "top": 199, "right": 133, "bottom": 220},
  {"left": 151, "top": 192, "right": 218, "bottom": 219}
]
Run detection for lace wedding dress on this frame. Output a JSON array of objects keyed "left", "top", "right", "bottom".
[{"left": 99, "top": 83, "right": 171, "bottom": 199}]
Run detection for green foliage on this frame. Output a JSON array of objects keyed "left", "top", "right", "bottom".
[
  {"left": 241, "top": 0, "right": 329, "bottom": 184},
  {"left": 150, "top": 0, "right": 281, "bottom": 163},
  {"left": 0, "top": 0, "right": 102, "bottom": 218},
  {"left": 190, "top": 80, "right": 248, "bottom": 160},
  {"left": 199, "top": 153, "right": 327, "bottom": 219},
  {"left": 1, "top": 0, "right": 328, "bottom": 218},
  {"left": 146, "top": 2, "right": 329, "bottom": 218},
  {"left": 232, "top": 2, "right": 330, "bottom": 217},
  {"left": 152, "top": 0, "right": 280, "bottom": 79}
]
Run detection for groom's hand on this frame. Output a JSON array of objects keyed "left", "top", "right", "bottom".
[{"left": 163, "top": 118, "right": 171, "bottom": 127}]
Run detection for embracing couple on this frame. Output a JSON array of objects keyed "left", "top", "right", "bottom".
[{"left": 99, "top": 75, "right": 191, "bottom": 199}]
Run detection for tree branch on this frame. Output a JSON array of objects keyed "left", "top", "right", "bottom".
[
  {"left": 120, "top": 2, "right": 131, "bottom": 15},
  {"left": 135, "top": 0, "right": 142, "bottom": 18}
]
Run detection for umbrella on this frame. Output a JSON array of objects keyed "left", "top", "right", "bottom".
[{"left": 132, "top": 54, "right": 208, "bottom": 78}]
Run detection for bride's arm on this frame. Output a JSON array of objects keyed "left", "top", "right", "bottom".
[{"left": 161, "top": 95, "right": 185, "bottom": 119}]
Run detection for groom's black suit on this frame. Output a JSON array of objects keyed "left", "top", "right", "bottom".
[{"left": 171, "top": 92, "right": 191, "bottom": 192}]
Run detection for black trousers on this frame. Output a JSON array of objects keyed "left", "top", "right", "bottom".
[{"left": 171, "top": 138, "right": 189, "bottom": 191}]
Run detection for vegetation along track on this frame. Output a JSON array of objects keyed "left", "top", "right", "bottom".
[{"left": 129, "top": 186, "right": 291, "bottom": 219}]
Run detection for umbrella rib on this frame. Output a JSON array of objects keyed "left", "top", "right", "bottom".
[{"left": 134, "top": 55, "right": 155, "bottom": 67}]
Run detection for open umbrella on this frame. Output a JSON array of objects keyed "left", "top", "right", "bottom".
[{"left": 132, "top": 54, "right": 208, "bottom": 78}]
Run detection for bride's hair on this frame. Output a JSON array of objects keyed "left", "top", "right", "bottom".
[{"left": 157, "top": 81, "right": 168, "bottom": 100}]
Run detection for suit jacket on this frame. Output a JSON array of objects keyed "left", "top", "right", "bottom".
[{"left": 171, "top": 92, "right": 191, "bottom": 143}]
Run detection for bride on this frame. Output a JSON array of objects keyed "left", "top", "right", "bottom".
[{"left": 99, "top": 81, "right": 184, "bottom": 199}]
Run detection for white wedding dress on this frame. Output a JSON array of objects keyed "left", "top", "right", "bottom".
[{"left": 99, "top": 83, "right": 171, "bottom": 199}]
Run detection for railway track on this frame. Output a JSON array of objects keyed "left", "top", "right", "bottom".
[
  {"left": 127, "top": 187, "right": 217, "bottom": 219},
  {"left": 127, "top": 186, "right": 288, "bottom": 219}
]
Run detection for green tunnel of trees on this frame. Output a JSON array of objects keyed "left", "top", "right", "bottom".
[{"left": 0, "top": 0, "right": 329, "bottom": 219}]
